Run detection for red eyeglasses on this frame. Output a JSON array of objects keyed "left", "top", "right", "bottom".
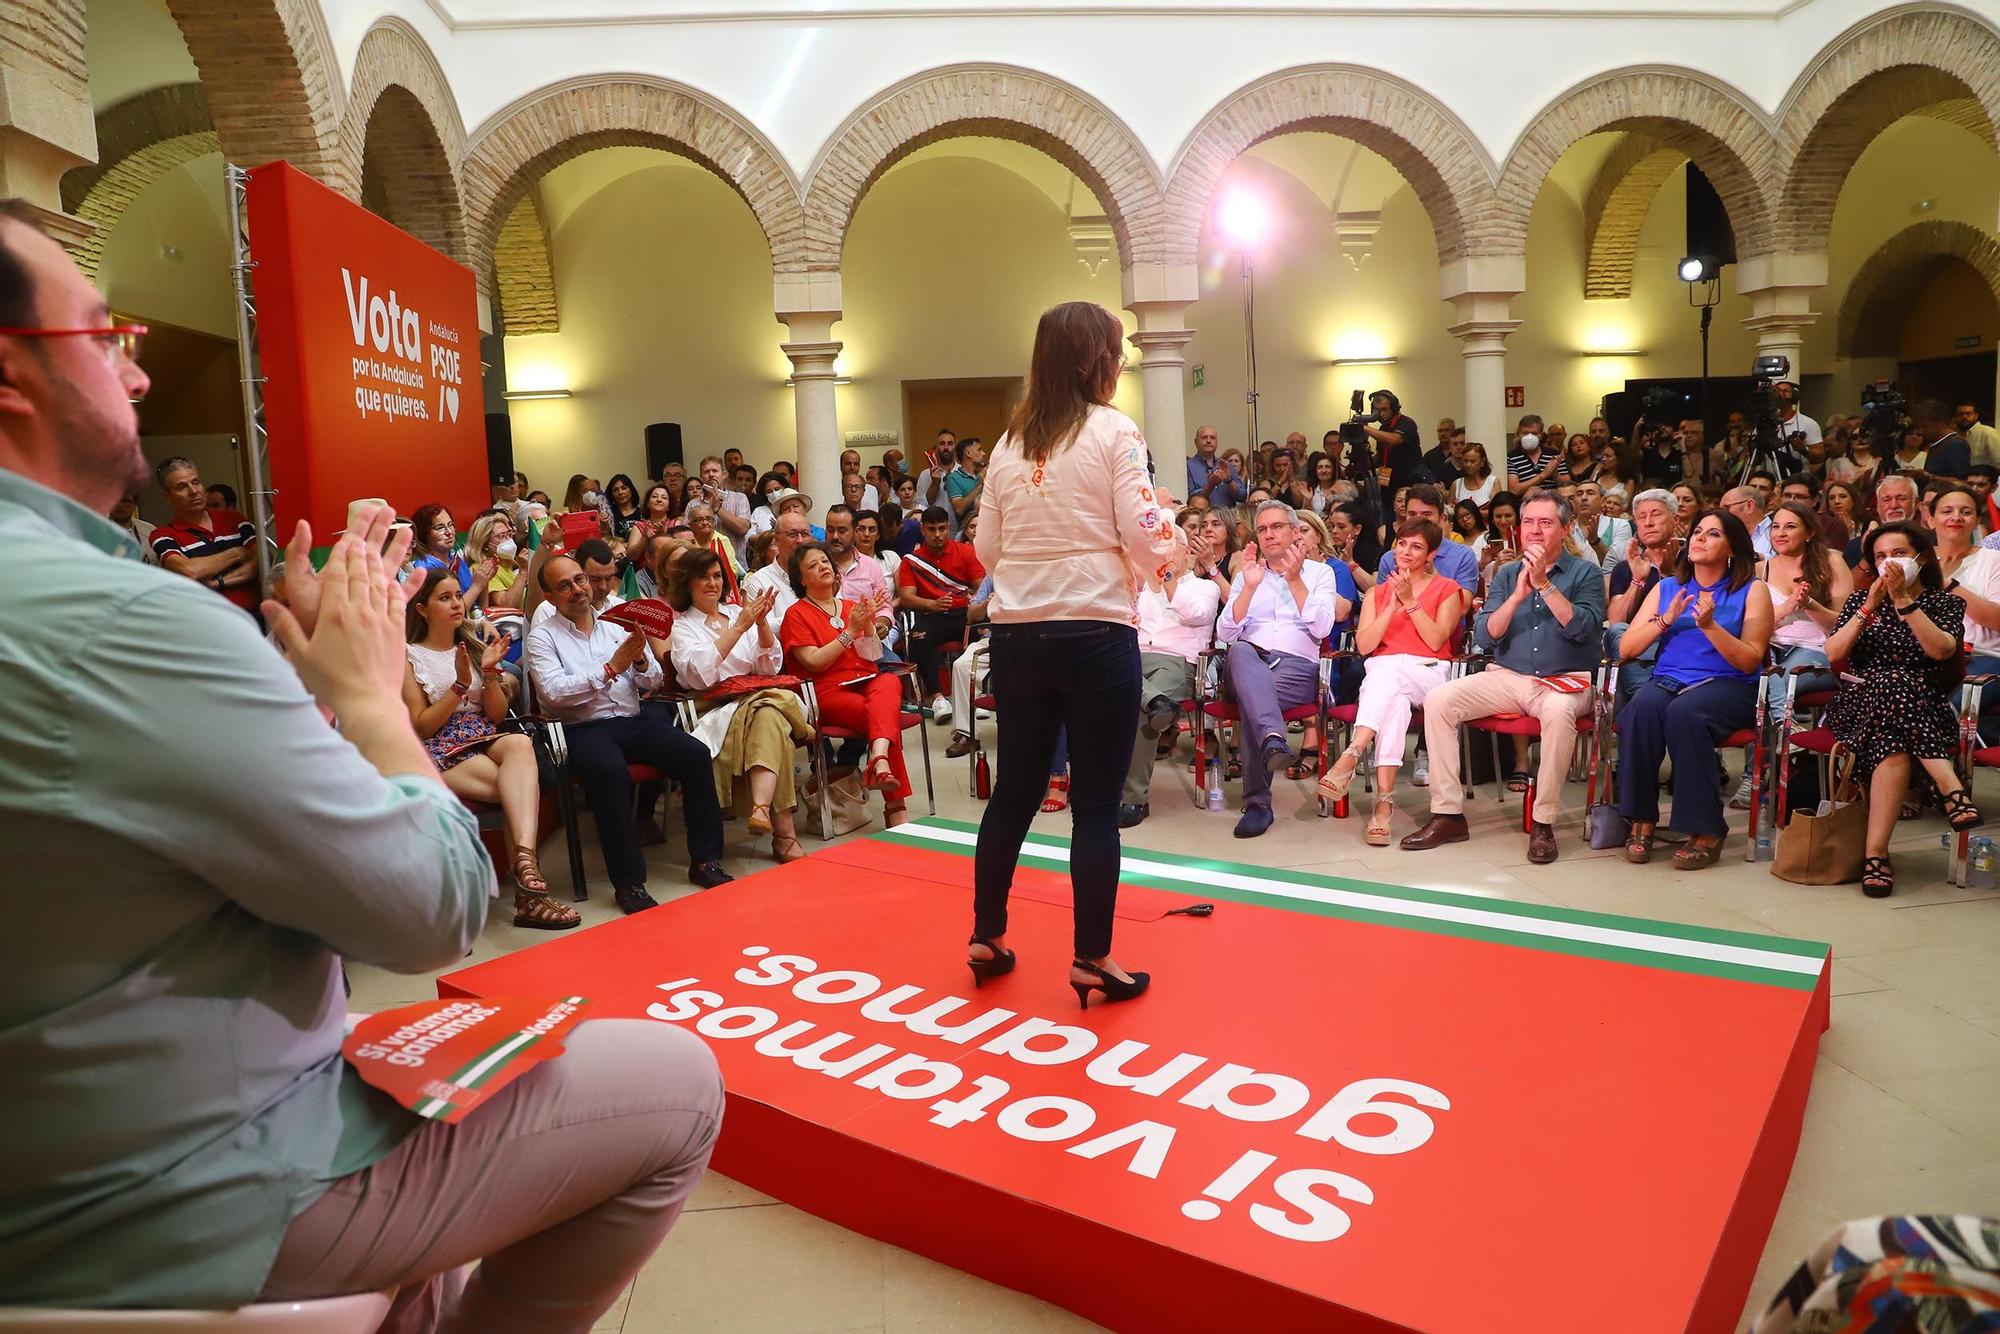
[{"left": 0, "top": 324, "right": 148, "bottom": 360}]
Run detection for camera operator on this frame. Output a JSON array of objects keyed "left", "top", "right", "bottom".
[
  {"left": 1914, "top": 398, "right": 1972, "bottom": 480},
  {"left": 1358, "top": 391, "right": 1426, "bottom": 494},
  {"left": 1637, "top": 417, "right": 1685, "bottom": 485},
  {"left": 1774, "top": 381, "right": 1820, "bottom": 448}
]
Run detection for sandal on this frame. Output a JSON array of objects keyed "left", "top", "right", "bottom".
[
  {"left": 512, "top": 846, "right": 549, "bottom": 896},
  {"left": 863, "top": 755, "right": 898, "bottom": 792},
  {"left": 772, "top": 834, "right": 806, "bottom": 864},
  {"left": 1623, "top": 830, "right": 1655, "bottom": 864},
  {"left": 1225, "top": 759, "right": 1243, "bottom": 782},
  {"left": 748, "top": 803, "right": 774, "bottom": 836},
  {"left": 885, "top": 802, "right": 910, "bottom": 829},
  {"left": 1317, "top": 745, "right": 1365, "bottom": 803},
  {"left": 1672, "top": 837, "right": 1724, "bottom": 871},
  {"left": 1364, "top": 797, "right": 1394, "bottom": 847},
  {"left": 1506, "top": 770, "right": 1531, "bottom": 794},
  {"left": 513, "top": 889, "right": 581, "bottom": 931},
  {"left": 1040, "top": 774, "right": 1070, "bottom": 813},
  {"left": 1861, "top": 854, "right": 1895, "bottom": 898},
  {"left": 1943, "top": 790, "right": 1985, "bottom": 833},
  {"left": 1285, "top": 746, "right": 1321, "bottom": 781}
]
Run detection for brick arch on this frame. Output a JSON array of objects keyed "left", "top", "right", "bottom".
[
  {"left": 800, "top": 65, "right": 1164, "bottom": 273},
  {"left": 1163, "top": 66, "right": 1493, "bottom": 268},
  {"left": 1582, "top": 133, "right": 1686, "bottom": 300},
  {"left": 1496, "top": 68, "right": 1778, "bottom": 261},
  {"left": 1776, "top": 7, "right": 2000, "bottom": 256},
  {"left": 162, "top": 0, "right": 349, "bottom": 192},
  {"left": 345, "top": 21, "right": 468, "bottom": 261},
  {"left": 59, "top": 83, "right": 213, "bottom": 277},
  {"left": 1837, "top": 220, "right": 2000, "bottom": 358},
  {"left": 493, "top": 193, "right": 559, "bottom": 335},
  {"left": 463, "top": 76, "right": 804, "bottom": 282}
]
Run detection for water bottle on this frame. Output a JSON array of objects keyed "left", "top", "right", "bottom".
[
  {"left": 1753, "top": 789, "right": 1776, "bottom": 862},
  {"left": 1970, "top": 836, "right": 1998, "bottom": 891},
  {"left": 973, "top": 752, "right": 991, "bottom": 801},
  {"left": 1206, "top": 764, "right": 1225, "bottom": 812}
]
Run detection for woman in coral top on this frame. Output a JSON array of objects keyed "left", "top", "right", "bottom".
[
  {"left": 779, "top": 542, "right": 909, "bottom": 828},
  {"left": 1317, "top": 518, "right": 1468, "bottom": 846},
  {"left": 966, "top": 301, "right": 1179, "bottom": 1009}
]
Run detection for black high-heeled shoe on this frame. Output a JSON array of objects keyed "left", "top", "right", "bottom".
[
  {"left": 967, "top": 935, "right": 1016, "bottom": 987},
  {"left": 1943, "top": 790, "right": 1984, "bottom": 833},
  {"left": 1070, "top": 958, "right": 1150, "bottom": 1009}
]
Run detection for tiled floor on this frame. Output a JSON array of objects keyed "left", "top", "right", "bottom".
[{"left": 348, "top": 739, "right": 2000, "bottom": 1333}]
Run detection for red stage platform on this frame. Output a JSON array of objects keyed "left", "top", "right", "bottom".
[{"left": 440, "top": 817, "right": 1831, "bottom": 1334}]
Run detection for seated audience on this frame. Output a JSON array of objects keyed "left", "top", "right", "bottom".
[
  {"left": 626, "top": 482, "right": 681, "bottom": 590},
  {"left": 464, "top": 509, "right": 525, "bottom": 608},
  {"left": 780, "top": 542, "right": 911, "bottom": 827},
  {"left": 744, "top": 505, "right": 813, "bottom": 621},
  {"left": 1818, "top": 479, "right": 1860, "bottom": 544},
  {"left": 149, "top": 455, "right": 259, "bottom": 611},
  {"left": 403, "top": 568, "right": 577, "bottom": 929},
  {"left": 1615, "top": 508, "right": 1775, "bottom": 869},
  {"left": 695, "top": 455, "right": 752, "bottom": 564},
  {"left": 942, "top": 574, "right": 997, "bottom": 760},
  {"left": 1377, "top": 484, "right": 1477, "bottom": 593},
  {"left": 665, "top": 549, "right": 809, "bottom": 864},
  {"left": 1605, "top": 487, "right": 1683, "bottom": 707},
  {"left": 1328, "top": 500, "right": 1381, "bottom": 588},
  {"left": 1318, "top": 518, "right": 1468, "bottom": 846},
  {"left": 1722, "top": 483, "right": 1774, "bottom": 558},
  {"left": 1848, "top": 473, "right": 1919, "bottom": 575},
  {"left": 1218, "top": 500, "right": 1349, "bottom": 839},
  {"left": 525, "top": 553, "right": 732, "bottom": 913},
  {"left": 1825, "top": 522, "right": 1982, "bottom": 895},
  {"left": 1933, "top": 483, "right": 2000, "bottom": 742},
  {"left": 1914, "top": 398, "right": 1972, "bottom": 480},
  {"left": 897, "top": 504, "right": 987, "bottom": 723},
  {"left": 1454, "top": 441, "right": 1498, "bottom": 508},
  {"left": 1450, "top": 498, "right": 1485, "bottom": 546},
  {"left": 683, "top": 499, "right": 745, "bottom": 600},
  {"left": 1120, "top": 527, "right": 1219, "bottom": 828},
  {"left": 1571, "top": 479, "right": 1630, "bottom": 570},
  {"left": 1759, "top": 499, "right": 1850, "bottom": 713},
  {"left": 600, "top": 473, "right": 644, "bottom": 540},
  {"left": 825, "top": 503, "right": 896, "bottom": 646},
  {"left": 1402, "top": 489, "right": 1604, "bottom": 863},
  {"left": 1195, "top": 505, "right": 1244, "bottom": 586},
  {"left": 409, "top": 501, "right": 500, "bottom": 610},
  {"left": 856, "top": 508, "right": 900, "bottom": 584},
  {"left": 747, "top": 471, "right": 788, "bottom": 537},
  {"left": 530, "top": 537, "right": 621, "bottom": 631}
]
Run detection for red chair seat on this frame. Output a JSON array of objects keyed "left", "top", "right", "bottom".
[
  {"left": 1976, "top": 747, "right": 2000, "bottom": 768},
  {"left": 821, "top": 712, "right": 925, "bottom": 739},
  {"left": 1786, "top": 727, "right": 1836, "bottom": 755},
  {"left": 627, "top": 764, "right": 662, "bottom": 783},
  {"left": 1719, "top": 728, "right": 1756, "bottom": 749},
  {"left": 1464, "top": 713, "right": 1593, "bottom": 737},
  {"left": 1794, "top": 689, "right": 1837, "bottom": 711}
]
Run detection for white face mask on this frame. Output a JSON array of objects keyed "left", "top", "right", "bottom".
[
  {"left": 582, "top": 489, "right": 601, "bottom": 506},
  {"left": 1518, "top": 433, "right": 1540, "bottom": 451},
  {"left": 495, "top": 538, "right": 519, "bottom": 560},
  {"left": 1880, "top": 555, "right": 1920, "bottom": 586}
]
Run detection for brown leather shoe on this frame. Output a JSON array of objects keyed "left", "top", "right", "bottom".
[
  {"left": 1527, "top": 821, "right": 1558, "bottom": 865},
  {"left": 944, "top": 731, "right": 976, "bottom": 759},
  {"left": 1399, "top": 813, "right": 1469, "bottom": 851}
]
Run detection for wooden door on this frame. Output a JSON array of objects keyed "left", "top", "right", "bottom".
[{"left": 902, "top": 378, "right": 1020, "bottom": 462}]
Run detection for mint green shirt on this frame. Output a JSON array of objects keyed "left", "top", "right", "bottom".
[{"left": 0, "top": 468, "right": 493, "bottom": 1308}]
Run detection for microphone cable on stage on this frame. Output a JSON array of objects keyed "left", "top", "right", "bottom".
[{"left": 1164, "top": 903, "right": 1214, "bottom": 918}]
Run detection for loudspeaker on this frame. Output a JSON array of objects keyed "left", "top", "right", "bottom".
[
  {"left": 485, "top": 412, "right": 514, "bottom": 484},
  {"left": 645, "top": 422, "right": 684, "bottom": 480},
  {"left": 1685, "top": 165, "right": 1736, "bottom": 268}
]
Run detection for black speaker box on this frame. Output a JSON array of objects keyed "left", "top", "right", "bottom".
[
  {"left": 484, "top": 412, "right": 514, "bottom": 484},
  {"left": 645, "top": 423, "right": 684, "bottom": 480}
]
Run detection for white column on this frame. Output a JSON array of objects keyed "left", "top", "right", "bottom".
[
  {"left": 1736, "top": 252, "right": 1828, "bottom": 385},
  {"left": 1127, "top": 300, "right": 1195, "bottom": 482},
  {"left": 1441, "top": 257, "right": 1526, "bottom": 451},
  {"left": 776, "top": 274, "right": 844, "bottom": 521}
]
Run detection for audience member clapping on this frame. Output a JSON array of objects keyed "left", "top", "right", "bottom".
[
  {"left": 1932, "top": 483, "right": 2000, "bottom": 743},
  {"left": 1119, "top": 525, "right": 1220, "bottom": 828}
]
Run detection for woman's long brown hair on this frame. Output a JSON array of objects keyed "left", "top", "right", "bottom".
[
  {"left": 1005, "top": 301, "right": 1125, "bottom": 463},
  {"left": 1774, "top": 500, "right": 1833, "bottom": 604}
]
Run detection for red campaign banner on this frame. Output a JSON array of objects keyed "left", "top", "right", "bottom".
[
  {"left": 599, "top": 598, "right": 677, "bottom": 639},
  {"left": 343, "top": 996, "right": 588, "bottom": 1123},
  {"left": 246, "top": 162, "right": 487, "bottom": 542}
]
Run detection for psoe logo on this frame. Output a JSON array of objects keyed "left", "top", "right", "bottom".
[{"left": 342, "top": 268, "right": 423, "bottom": 363}]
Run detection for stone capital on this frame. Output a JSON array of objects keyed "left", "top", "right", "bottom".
[
  {"left": 782, "top": 339, "right": 843, "bottom": 380},
  {"left": 1446, "top": 319, "right": 1522, "bottom": 355},
  {"left": 1128, "top": 327, "right": 1196, "bottom": 370}
]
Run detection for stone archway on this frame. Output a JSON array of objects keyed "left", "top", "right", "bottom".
[
  {"left": 1581, "top": 133, "right": 1687, "bottom": 299},
  {"left": 492, "top": 193, "right": 558, "bottom": 335},
  {"left": 800, "top": 65, "right": 1164, "bottom": 275},
  {"left": 1837, "top": 220, "right": 2000, "bottom": 359},
  {"left": 342, "top": 18, "right": 468, "bottom": 260},
  {"left": 1495, "top": 68, "right": 1779, "bottom": 262},
  {"left": 462, "top": 75, "right": 805, "bottom": 283},
  {"left": 162, "top": 0, "right": 349, "bottom": 192},
  {"left": 1775, "top": 8, "right": 2000, "bottom": 256},
  {"left": 61, "top": 83, "right": 217, "bottom": 277},
  {"left": 1163, "top": 65, "right": 1494, "bottom": 268}
]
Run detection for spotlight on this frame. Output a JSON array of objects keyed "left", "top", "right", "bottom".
[
  {"left": 1217, "top": 191, "right": 1268, "bottom": 251},
  {"left": 1678, "top": 255, "right": 1716, "bottom": 283}
]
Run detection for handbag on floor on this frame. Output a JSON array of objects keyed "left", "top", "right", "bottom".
[
  {"left": 802, "top": 768, "right": 873, "bottom": 837},
  {"left": 1771, "top": 746, "right": 1866, "bottom": 885},
  {"left": 1587, "top": 801, "right": 1630, "bottom": 850}
]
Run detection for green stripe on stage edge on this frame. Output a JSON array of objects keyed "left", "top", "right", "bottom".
[{"left": 873, "top": 817, "right": 1830, "bottom": 992}]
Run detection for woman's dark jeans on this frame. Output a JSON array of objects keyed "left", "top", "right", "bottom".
[{"left": 973, "top": 620, "right": 1141, "bottom": 961}]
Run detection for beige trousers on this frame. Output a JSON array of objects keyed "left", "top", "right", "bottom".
[
  {"left": 1420, "top": 666, "right": 1594, "bottom": 826},
  {"left": 261, "top": 1020, "right": 723, "bottom": 1334}
]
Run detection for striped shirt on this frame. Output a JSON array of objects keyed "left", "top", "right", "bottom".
[{"left": 150, "top": 509, "right": 256, "bottom": 610}]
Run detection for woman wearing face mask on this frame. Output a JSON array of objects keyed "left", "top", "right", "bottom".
[
  {"left": 1615, "top": 507, "right": 1774, "bottom": 869},
  {"left": 1824, "top": 522, "right": 1981, "bottom": 895},
  {"left": 464, "top": 511, "right": 525, "bottom": 609}
]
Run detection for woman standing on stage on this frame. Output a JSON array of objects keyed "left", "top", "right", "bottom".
[{"left": 968, "top": 301, "right": 1178, "bottom": 1008}]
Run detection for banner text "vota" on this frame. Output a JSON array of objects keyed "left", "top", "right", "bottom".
[{"left": 343, "top": 268, "right": 425, "bottom": 363}]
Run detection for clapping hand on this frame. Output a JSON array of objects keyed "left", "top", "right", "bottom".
[
  {"left": 276, "top": 504, "right": 413, "bottom": 639},
  {"left": 454, "top": 642, "right": 476, "bottom": 687},
  {"left": 1661, "top": 587, "right": 1691, "bottom": 625},
  {"left": 1692, "top": 591, "right": 1717, "bottom": 628},
  {"left": 1877, "top": 559, "right": 1908, "bottom": 604},
  {"left": 1388, "top": 568, "right": 1417, "bottom": 608},
  {"left": 609, "top": 628, "right": 647, "bottom": 674},
  {"left": 263, "top": 510, "right": 417, "bottom": 716},
  {"left": 1241, "top": 553, "right": 1267, "bottom": 591},
  {"left": 480, "top": 630, "right": 511, "bottom": 673}
]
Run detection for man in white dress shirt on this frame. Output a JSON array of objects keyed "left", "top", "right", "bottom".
[
  {"left": 525, "top": 554, "right": 730, "bottom": 913},
  {"left": 1120, "top": 528, "right": 1220, "bottom": 827},
  {"left": 1218, "top": 500, "right": 1347, "bottom": 838},
  {"left": 743, "top": 507, "right": 813, "bottom": 622},
  {"left": 529, "top": 537, "right": 621, "bottom": 632}
]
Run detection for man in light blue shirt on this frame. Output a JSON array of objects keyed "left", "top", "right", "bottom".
[
  {"left": 1376, "top": 484, "right": 1479, "bottom": 593},
  {"left": 1218, "top": 500, "right": 1349, "bottom": 838},
  {"left": 0, "top": 202, "right": 720, "bottom": 1326}
]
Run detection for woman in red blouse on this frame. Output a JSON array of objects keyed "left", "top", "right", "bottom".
[{"left": 780, "top": 542, "right": 911, "bottom": 826}]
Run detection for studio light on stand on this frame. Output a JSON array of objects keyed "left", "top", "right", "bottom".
[
  {"left": 1679, "top": 253, "right": 1722, "bottom": 483},
  {"left": 1218, "top": 190, "right": 1268, "bottom": 457}
]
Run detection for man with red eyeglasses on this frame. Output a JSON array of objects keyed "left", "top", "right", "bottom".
[{"left": 149, "top": 455, "right": 259, "bottom": 612}]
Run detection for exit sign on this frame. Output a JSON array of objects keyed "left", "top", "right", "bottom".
[
  {"left": 1505, "top": 385, "right": 1525, "bottom": 408},
  {"left": 1192, "top": 364, "right": 1205, "bottom": 388}
]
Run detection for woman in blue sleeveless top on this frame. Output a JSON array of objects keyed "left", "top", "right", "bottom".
[{"left": 1615, "top": 507, "right": 1774, "bottom": 868}]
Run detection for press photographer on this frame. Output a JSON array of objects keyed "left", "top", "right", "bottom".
[{"left": 1354, "top": 390, "right": 1427, "bottom": 494}]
